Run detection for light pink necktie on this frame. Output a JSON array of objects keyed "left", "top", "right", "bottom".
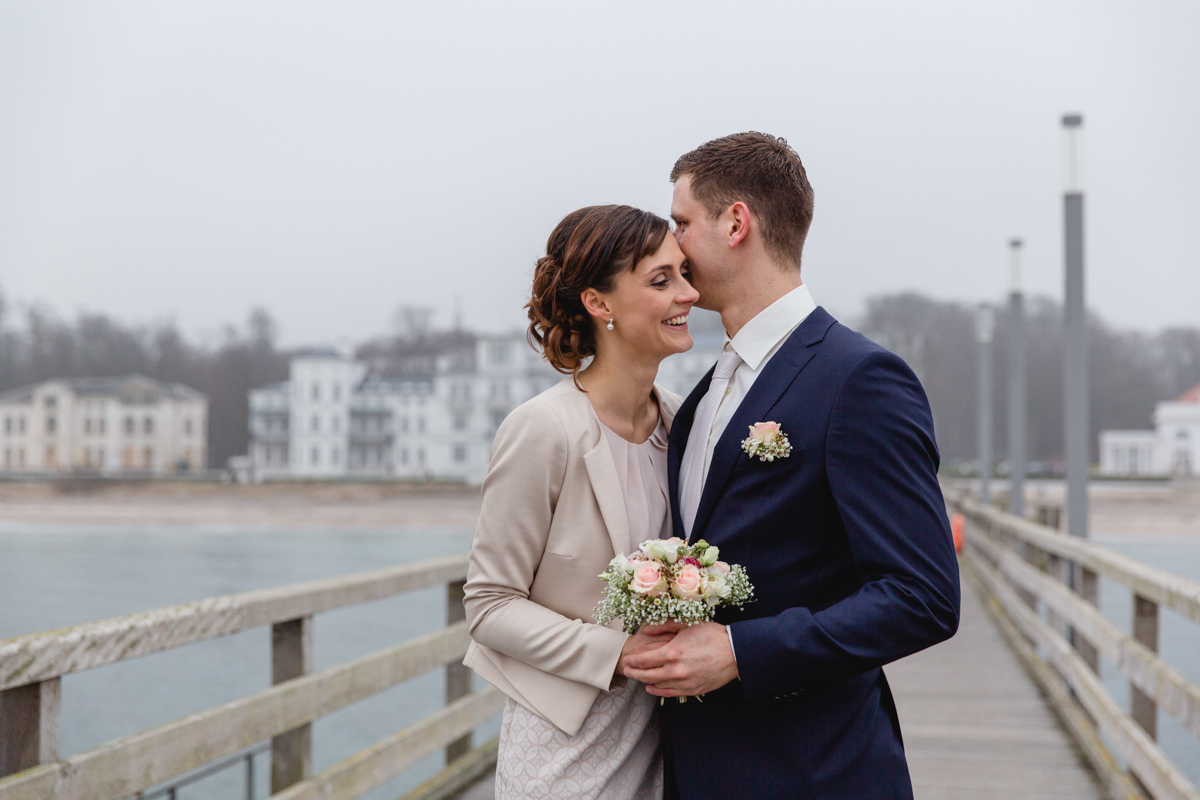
[{"left": 680, "top": 348, "right": 743, "bottom": 539}]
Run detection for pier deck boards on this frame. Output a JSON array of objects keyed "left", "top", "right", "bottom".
[
  {"left": 888, "top": 573, "right": 1103, "bottom": 799},
  {"left": 457, "top": 576, "right": 1103, "bottom": 799}
]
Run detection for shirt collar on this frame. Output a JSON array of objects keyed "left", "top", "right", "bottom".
[{"left": 725, "top": 284, "right": 816, "bottom": 371}]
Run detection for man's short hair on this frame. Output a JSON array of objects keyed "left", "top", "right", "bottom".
[{"left": 671, "top": 132, "right": 815, "bottom": 268}]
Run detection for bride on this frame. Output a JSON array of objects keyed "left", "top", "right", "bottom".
[{"left": 462, "top": 204, "right": 699, "bottom": 799}]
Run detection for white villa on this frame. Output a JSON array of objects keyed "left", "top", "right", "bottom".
[
  {"left": 0, "top": 375, "right": 208, "bottom": 474},
  {"left": 1100, "top": 381, "right": 1200, "bottom": 477},
  {"left": 248, "top": 321, "right": 726, "bottom": 485}
]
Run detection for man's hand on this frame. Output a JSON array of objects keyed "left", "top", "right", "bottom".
[{"left": 622, "top": 621, "right": 738, "bottom": 697}]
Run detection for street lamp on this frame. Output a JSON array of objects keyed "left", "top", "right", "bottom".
[
  {"left": 1062, "top": 113, "right": 1089, "bottom": 540},
  {"left": 1008, "top": 239, "right": 1027, "bottom": 517}
]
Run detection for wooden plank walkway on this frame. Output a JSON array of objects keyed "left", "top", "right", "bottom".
[{"left": 456, "top": 576, "right": 1103, "bottom": 799}]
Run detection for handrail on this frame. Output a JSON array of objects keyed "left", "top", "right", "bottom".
[
  {"left": 0, "top": 552, "right": 494, "bottom": 800},
  {"left": 950, "top": 492, "right": 1200, "bottom": 800},
  {"left": 0, "top": 553, "right": 469, "bottom": 690}
]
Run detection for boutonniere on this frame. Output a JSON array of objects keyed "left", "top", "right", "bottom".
[{"left": 741, "top": 421, "right": 792, "bottom": 462}]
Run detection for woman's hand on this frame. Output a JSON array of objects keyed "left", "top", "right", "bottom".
[{"left": 615, "top": 627, "right": 679, "bottom": 676}]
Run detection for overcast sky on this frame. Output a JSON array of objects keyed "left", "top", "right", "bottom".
[{"left": 1, "top": 1, "right": 1197, "bottom": 348}]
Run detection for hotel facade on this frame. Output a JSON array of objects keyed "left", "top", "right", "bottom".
[{"left": 0, "top": 375, "right": 208, "bottom": 474}]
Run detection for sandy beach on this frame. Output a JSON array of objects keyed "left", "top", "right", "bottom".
[
  {"left": 0, "top": 478, "right": 1197, "bottom": 538},
  {"left": 0, "top": 480, "right": 482, "bottom": 529}
]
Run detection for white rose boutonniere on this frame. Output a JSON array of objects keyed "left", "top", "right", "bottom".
[{"left": 741, "top": 421, "right": 792, "bottom": 462}]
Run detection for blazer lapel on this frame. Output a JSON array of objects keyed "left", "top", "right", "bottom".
[
  {"left": 583, "top": 434, "right": 633, "bottom": 558},
  {"left": 690, "top": 307, "right": 837, "bottom": 540},
  {"left": 667, "top": 370, "right": 713, "bottom": 538}
]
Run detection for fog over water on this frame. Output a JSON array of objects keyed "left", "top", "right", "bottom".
[{"left": 1, "top": 2, "right": 1197, "bottom": 347}]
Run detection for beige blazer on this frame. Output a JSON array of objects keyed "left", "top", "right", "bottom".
[{"left": 462, "top": 378, "right": 683, "bottom": 735}]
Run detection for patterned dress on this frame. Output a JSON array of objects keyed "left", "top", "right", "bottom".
[{"left": 494, "top": 416, "right": 670, "bottom": 800}]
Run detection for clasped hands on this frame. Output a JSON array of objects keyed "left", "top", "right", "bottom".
[{"left": 615, "top": 621, "right": 739, "bottom": 698}]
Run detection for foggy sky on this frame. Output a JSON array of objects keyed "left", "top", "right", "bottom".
[{"left": 2, "top": 1, "right": 1197, "bottom": 348}]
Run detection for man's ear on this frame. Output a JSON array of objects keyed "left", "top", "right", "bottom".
[
  {"left": 728, "top": 202, "right": 751, "bottom": 249},
  {"left": 580, "top": 288, "right": 612, "bottom": 324}
]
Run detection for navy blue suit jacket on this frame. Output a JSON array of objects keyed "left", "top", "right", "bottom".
[{"left": 664, "top": 307, "right": 960, "bottom": 800}]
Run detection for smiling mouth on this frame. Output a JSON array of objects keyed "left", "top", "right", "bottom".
[{"left": 663, "top": 314, "right": 689, "bottom": 328}]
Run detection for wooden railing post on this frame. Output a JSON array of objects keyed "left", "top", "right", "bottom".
[
  {"left": 445, "top": 580, "right": 471, "bottom": 764},
  {"left": 1132, "top": 593, "right": 1160, "bottom": 739},
  {"left": 1073, "top": 565, "right": 1100, "bottom": 674},
  {"left": 0, "top": 677, "right": 60, "bottom": 777},
  {"left": 271, "top": 616, "right": 313, "bottom": 792}
]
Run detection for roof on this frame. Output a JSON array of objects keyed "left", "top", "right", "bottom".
[
  {"left": 0, "top": 375, "right": 207, "bottom": 403},
  {"left": 1176, "top": 381, "right": 1200, "bottom": 403}
]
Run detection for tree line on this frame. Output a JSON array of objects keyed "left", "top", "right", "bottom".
[{"left": 1, "top": 285, "right": 1197, "bottom": 469}]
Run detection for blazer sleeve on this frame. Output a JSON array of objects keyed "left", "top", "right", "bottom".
[
  {"left": 730, "top": 350, "right": 961, "bottom": 702},
  {"left": 463, "top": 399, "right": 628, "bottom": 692}
]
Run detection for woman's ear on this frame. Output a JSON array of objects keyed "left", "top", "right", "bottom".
[{"left": 580, "top": 288, "right": 612, "bottom": 324}]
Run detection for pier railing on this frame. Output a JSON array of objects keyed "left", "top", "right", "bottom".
[
  {"left": 0, "top": 553, "right": 502, "bottom": 800},
  {"left": 950, "top": 492, "right": 1200, "bottom": 800}
]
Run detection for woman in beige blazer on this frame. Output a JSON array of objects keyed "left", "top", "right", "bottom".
[{"left": 464, "top": 205, "right": 699, "bottom": 800}]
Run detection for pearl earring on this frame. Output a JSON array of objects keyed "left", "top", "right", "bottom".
[{"left": 606, "top": 319, "right": 614, "bottom": 331}]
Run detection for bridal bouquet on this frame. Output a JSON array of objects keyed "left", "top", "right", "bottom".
[{"left": 594, "top": 537, "right": 754, "bottom": 635}]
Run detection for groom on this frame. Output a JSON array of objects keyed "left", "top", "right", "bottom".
[{"left": 623, "top": 132, "right": 961, "bottom": 799}]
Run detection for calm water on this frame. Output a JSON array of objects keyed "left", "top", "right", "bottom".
[
  {"left": 1095, "top": 538, "right": 1200, "bottom": 788},
  {"left": 0, "top": 522, "right": 497, "bottom": 800}
]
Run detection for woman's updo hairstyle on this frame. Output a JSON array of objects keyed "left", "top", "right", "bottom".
[{"left": 527, "top": 204, "right": 671, "bottom": 384}]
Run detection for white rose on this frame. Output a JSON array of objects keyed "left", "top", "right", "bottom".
[
  {"left": 699, "top": 546, "right": 720, "bottom": 567},
  {"left": 640, "top": 539, "right": 679, "bottom": 565}
]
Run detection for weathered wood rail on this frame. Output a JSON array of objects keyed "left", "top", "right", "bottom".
[
  {"left": 951, "top": 492, "right": 1200, "bottom": 800},
  {"left": 0, "top": 553, "right": 502, "bottom": 800}
]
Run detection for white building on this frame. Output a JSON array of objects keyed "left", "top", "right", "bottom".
[
  {"left": 1100, "top": 382, "right": 1200, "bottom": 477},
  {"left": 0, "top": 375, "right": 208, "bottom": 474},
  {"left": 248, "top": 336, "right": 562, "bottom": 484}
]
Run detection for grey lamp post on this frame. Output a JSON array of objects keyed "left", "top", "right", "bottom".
[
  {"left": 1062, "top": 114, "right": 1089, "bottom": 540},
  {"left": 976, "top": 303, "right": 995, "bottom": 504},
  {"left": 1008, "top": 239, "right": 1027, "bottom": 517}
]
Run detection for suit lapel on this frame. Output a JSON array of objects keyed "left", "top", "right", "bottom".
[
  {"left": 689, "top": 307, "right": 836, "bottom": 540},
  {"left": 667, "top": 370, "right": 712, "bottom": 538}
]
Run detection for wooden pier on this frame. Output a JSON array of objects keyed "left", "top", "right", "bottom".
[{"left": 3, "top": 496, "right": 1200, "bottom": 799}]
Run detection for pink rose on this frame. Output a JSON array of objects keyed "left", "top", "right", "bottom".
[
  {"left": 747, "top": 421, "right": 781, "bottom": 444},
  {"left": 672, "top": 564, "right": 704, "bottom": 600},
  {"left": 707, "top": 560, "right": 732, "bottom": 576},
  {"left": 663, "top": 536, "right": 687, "bottom": 549},
  {"left": 629, "top": 562, "right": 668, "bottom": 596}
]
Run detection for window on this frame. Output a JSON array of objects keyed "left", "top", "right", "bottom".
[
  {"left": 45, "top": 446, "right": 56, "bottom": 467},
  {"left": 4, "top": 417, "right": 10, "bottom": 434},
  {"left": 451, "top": 382, "right": 472, "bottom": 403},
  {"left": 311, "top": 383, "right": 320, "bottom": 401},
  {"left": 143, "top": 447, "right": 154, "bottom": 468},
  {"left": 311, "top": 415, "right": 320, "bottom": 433},
  {"left": 400, "top": 447, "right": 408, "bottom": 465},
  {"left": 332, "top": 416, "right": 340, "bottom": 433},
  {"left": 453, "top": 414, "right": 467, "bottom": 431},
  {"left": 400, "top": 417, "right": 409, "bottom": 434},
  {"left": 331, "top": 447, "right": 340, "bottom": 465},
  {"left": 97, "top": 447, "right": 105, "bottom": 466},
  {"left": 417, "top": 417, "right": 426, "bottom": 434},
  {"left": 144, "top": 417, "right": 154, "bottom": 434},
  {"left": 85, "top": 418, "right": 92, "bottom": 434},
  {"left": 489, "top": 342, "right": 511, "bottom": 366},
  {"left": 44, "top": 395, "right": 57, "bottom": 408},
  {"left": 333, "top": 384, "right": 341, "bottom": 401},
  {"left": 491, "top": 410, "right": 507, "bottom": 430},
  {"left": 17, "top": 448, "right": 25, "bottom": 467},
  {"left": 124, "top": 416, "right": 135, "bottom": 435},
  {"left": 18, "top": 417, "right": 25, "bottom": 434},
  {"left": 453, "top": 444, "right": 468, "bottom": 463},
  {"left": 184, "top": 418, "right": 193, "bottom": 436},
  {"left": 311, "top": 447, "right": 320, "bottom": 466},
  {"left": 3, "top": 448, "right": 10, "bottom": 467},
  {"left": 46, "top": 416, "right": 56, "bottom": 434},
  {"left": 98, "top": 418, "right": 106, "bottom": 434},
  {"left": 417, "top": 447, "right": 425, "bottom": 465},
  {"left": 489, "top": 380, "right": 509, "bottom": 401}
]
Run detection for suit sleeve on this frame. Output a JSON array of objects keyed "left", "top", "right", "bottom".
[
  {"left": 730, "top": 350, "right": 960, "bottom": 702},
  {"left": 463, "top": 400, "right": 628, "bottom": 692}
]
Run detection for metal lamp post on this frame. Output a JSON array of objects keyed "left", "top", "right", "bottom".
[
  {"left": 1062, "top": 114, "right": 1089, "bottom": 540},
  {"left": 1008, "top": 239, "right": 1027, "bottom": 517},
  {"left": 977, "top": 303, "right": 995, "bottom": 504}
]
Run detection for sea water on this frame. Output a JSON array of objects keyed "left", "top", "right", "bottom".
[{"left": 0, "top": 522, "right": 497, "bottom": 800}]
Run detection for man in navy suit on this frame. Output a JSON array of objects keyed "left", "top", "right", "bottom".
[{"left": 623, "top": 132, "right": 960, "bottom": 799}]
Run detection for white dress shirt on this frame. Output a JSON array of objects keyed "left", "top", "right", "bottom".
[
  {"left": 678, "top": 283, "right": 816, "bottom": 667},
  {"left": 680, "top": 284, "right": 817, "bottom": 495}
]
